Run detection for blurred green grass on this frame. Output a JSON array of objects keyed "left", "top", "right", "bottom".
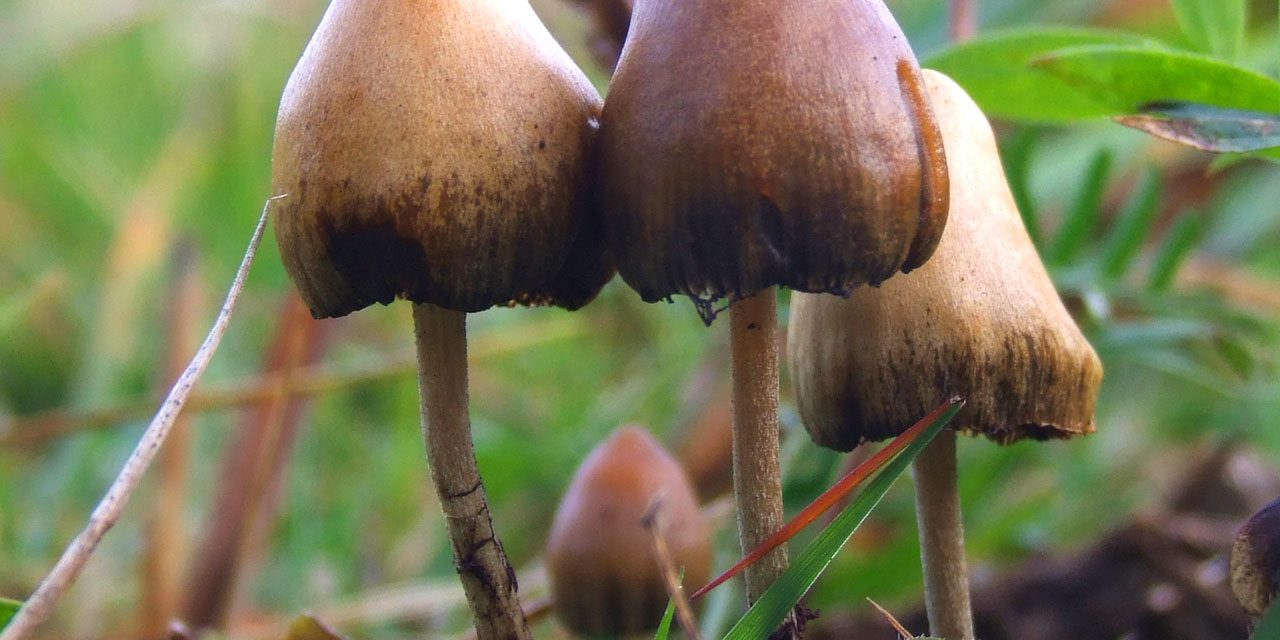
[{"left": 1, "top": 0, "right": 1279, "bottom": 638}]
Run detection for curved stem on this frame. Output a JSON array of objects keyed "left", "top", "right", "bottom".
[
  {"left": 413, "top": 303, "right": 531, "bottom": 640},
  {"left": 0, "top": 207, "right": 271, "bottom": 640},
  {"left": 728, "top": 289, "right": 791, "bottom": 612},
  {"left": 912, "top": 430, "right": 975, "bottom": 640}
]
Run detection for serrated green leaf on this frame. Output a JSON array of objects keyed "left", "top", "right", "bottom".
[
  {"left": 721, "top": 402, "right": 963, "bottom": 640},
  {"left": 924, "top": 27, "right": 1155, "bottom": 122},
  {"left": 0, "top": 599, "right": 21, "bottom": 632},
  {"left": 1171, "top": 0, "right": 1246, "bottom": 61},
  {"left": 1115, "top": 102, "right": 1280, "bottom": 153},
  {"left": 1033, "top": 46, "right": 1280, "bottom": 116},
  {"left": 1252, "top": 599, "right": 1280, "bottom": 639}
]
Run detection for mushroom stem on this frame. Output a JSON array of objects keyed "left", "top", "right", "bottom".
[
  {"left": 728, "top": 289, "right": 790, "bottom": 603},
  {"left": 912, "top": 429, "right": 975, "bottom": 640},
  {"left": 412, "top": 303, "right": 531, "bottom": 640}
]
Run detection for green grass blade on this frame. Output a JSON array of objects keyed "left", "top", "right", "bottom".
[
  {"left": 1003, "top": 128, "right": 1042, "bottom": 247},
  {"left": 1149, "top": 213, "right": 1203, "bottom": 292},
  {"left": 1101, "top": 166, "right": 1162, "bottom": 279},
  {"left": 0, "top": 599, "right": 20, "bottom": 632},
  {"left": 1253, "top": 601, "right": 1280, "bottom": 639},
  {"left": 653, "top": 567, "right": 684, "bottom": 640},
  {"left": 1048, "top": 151, "right": 1112, "bottom": 265},
  {"left": 653, "top": 596, "right": 677, "bottom": 640},
  {"left": 721, "top": 401, "right": 964, "bottom": 640}
]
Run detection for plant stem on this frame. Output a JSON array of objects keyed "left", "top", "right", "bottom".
[
  {"left": 412, "top": 303, "right": 531, "bottom": 640},
  {"left": 950, "top": 0, "right": 977, "bottom": 43},
  {"left": 0, "top": 205, "right": 272, "bottom": 640},
  {"left": 912, "top": 430, "right": 975, "bottom": 640},
  {"left": 728, "top": 289, "right": 789, "bottom": 601}
]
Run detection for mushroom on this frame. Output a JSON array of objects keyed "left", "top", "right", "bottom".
[
  {"left": 1231, "top": 496, "right": 1280, "bottom": 620},
  {"left": 547, "top": 426, "right": 712, "bottom": 637},
  {"left": 595, "top": 0, "right": 948, "bottom": 609},
  {"left": 787, "top": 70, "right": 1103, "bottom": 640},
  {"left": 270, "top": 1, "right": 609, "bottom": 637}
]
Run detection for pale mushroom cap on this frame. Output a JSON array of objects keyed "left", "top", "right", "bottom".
[
  {"left": 546, "top": 426, "right": 712, "bottom": 637},
  {"left": 272, "top": 0, "right": 610, "bottom": 318},
  {"left": 596, "top": 0, "right": 948, "bottom": 310},
  {"left": 787, "top": 70, "right": 1102, "bottom": 450},
  {"left": 1231, "top": 497, "right": 1280, "bottom": 617}
]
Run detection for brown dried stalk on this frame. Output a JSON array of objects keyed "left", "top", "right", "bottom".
[{"left": 0, "top": 205, "right": 271, "bottom": 640}]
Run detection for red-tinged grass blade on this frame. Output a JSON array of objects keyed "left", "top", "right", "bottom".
[
  {"left": 721, "top": 399, "right": 965, "bottom": 639},
  {"left": 690, "top": 398, "right": 964, "bottom": 601}
]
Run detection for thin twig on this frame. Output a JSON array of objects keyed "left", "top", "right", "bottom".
[
  {"left": 139, "top": 242, "right": 203, "bottom": 639},
  {"left": 1, "top": 317, "right": 586, "bottom": 447},
  {"left": 182, "top": 293, "right": 329, "bottom": 631},
  {"left": 642, "top": 500, "right": 702, "bottom": 640},
  {"left": 0, "top": 204, "right": 273, "bottom": 640},
  {"left": 866, "top": 598, "right": 914, "bottom": 640}
]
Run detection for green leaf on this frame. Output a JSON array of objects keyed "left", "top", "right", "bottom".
[
  {"left": 924, "top": 27, "right": 1155, "bottom": 123},
  {"left": 721, "top": 401, "right": 964, "bottom": 640},
  {"left": 1115, "top": 102, "right": 1280, "bottom": 153},
  {"left": 1149, "top": 213, "right": 1203, "bottom": 292},
  {"left": 1033, "top": 46, "right": 1280, "bottom": 115},
  {"left": 1003, "top": 128, "right": 1042, "bottom": 247},
  {"left": 1047, "top": 151, "right": 1112, "bottom": 265},
  {"left": 1253, "top": 600, "right": 1280, "bottom": 639},
  {"left": 1100, "top": 166, "right": 1162, "bottom": 279},
  {"left": 1170, "top": 0, "right": 1246, "bottom": 61},
  {"left": 0, "top": 599, "right": 21, "bottom": 632}
]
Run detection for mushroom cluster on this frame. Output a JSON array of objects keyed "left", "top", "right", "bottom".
[
  {"left": 268, "top": 0, "right": 1103, "bottom": 637},
  {"left": 595, "top": 0, "right": 949, "bottom": 616}
]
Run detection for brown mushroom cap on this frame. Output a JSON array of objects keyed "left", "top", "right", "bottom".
[
  {"left": 1231, "top": 496, "right": 1280, "bottom": 617},
  {"left": 595, "top": 0, "right": 948, "bottom": 312},
  {"left": 787, "top": 70, "right": 1102, "bottom": 450},
  {"left": 272, "top": 0, "right": 611, "bottom": 318},
  {"left": 546, "top": 426, "right": 712, "bottom": 637}
]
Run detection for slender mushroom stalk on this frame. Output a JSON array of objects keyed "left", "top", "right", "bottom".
[
  {"left": 595, "top": 0, "right": 949, "bottom": 618},
  {"left": 546, "top": 426, "right": 711, "bottom": 637},
  {"left": 413, "top": 304, "right": 526, "bottom": 635},
  {"left": 1231, "top": 496, "right": 1280, "bottom": 621},
  {"left": 728, "top": 289, "right": 787, "bottom": 599},
  {"left": 787, "top": 70, "right": 1102, "bottom": 640},
  {"left": 270, "top": 1, "right": 611, "bottom": 636}
]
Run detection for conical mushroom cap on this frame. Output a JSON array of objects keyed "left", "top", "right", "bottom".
[
  {"left": 595, "top": 0, "right": 948, "bottom": 314},
  {"left": 272, "top": 0, "right": 611, "bottom": 318},
  {"left": 787, "top": 70, "right": 1102, "bottom": 450},
  {"left": 1231, "top": 496, "right": 1280, "bottom": 617},
  {"left": 546, "top": 426, "right": 712, "bottom": 637}
]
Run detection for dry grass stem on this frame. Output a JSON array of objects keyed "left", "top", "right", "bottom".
[{"left": 0, "top": 204, "right": 272, "bottom": 640}]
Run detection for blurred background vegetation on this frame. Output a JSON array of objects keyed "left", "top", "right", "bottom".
[{"left": 1, "top": 0, "right": 1279, "bottom": 638}]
